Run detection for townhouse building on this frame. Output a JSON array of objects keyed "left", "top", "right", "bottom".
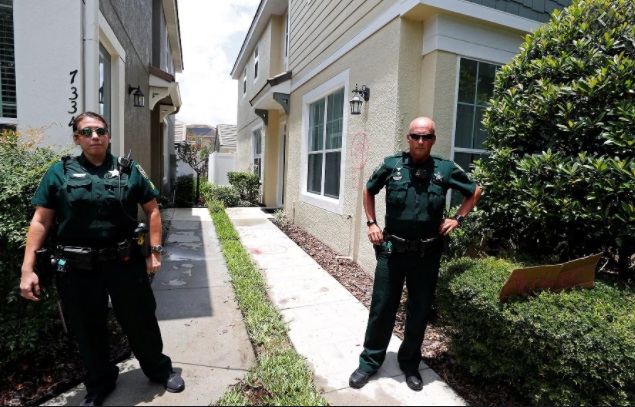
[
  {"left": 232, "top": 0, "right": 571, "bottom": 273},
  {"left": 8, "top": 0, "right": 183, "bottom": 195}
]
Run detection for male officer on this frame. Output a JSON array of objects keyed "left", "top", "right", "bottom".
[
  {"left": 20, "top": 112, "right": 184, "bottom": 406},
  {"left": 349, "top": 116, "right": 481, "bottom": 391}
]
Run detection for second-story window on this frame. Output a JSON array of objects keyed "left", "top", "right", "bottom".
[
  {"left": 254, "top": 45, "right": 259, "bottom": 82},
  {"left": 284, "top": 14, "right": 289, "bottom": 65},
  {"left": 0, "top": 0, "right": 17, "bottom": 122},
  {"left": 243, "top": 68, "right": 247, "bottom": 96}
]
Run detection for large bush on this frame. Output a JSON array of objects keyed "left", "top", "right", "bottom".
[
  {"left": 174, "top": 174, "right": 195, "bottom": 207},
  {"left": 476, "top": 0, "right": 635, "bottom": 273},
  {"left": 228, "top": 172, "right": 260, "bottom": 204},
  {"left": 0, "top": 130, "right": 66, "bottom": 372},
  {"left": 200, "top": 180, "right": 241, "bottom": 208},
  {"left": 438, "top": 257, "right": 635, "bottom": 406}
]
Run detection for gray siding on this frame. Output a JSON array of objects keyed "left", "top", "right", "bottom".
[{"left": 464, "top": 0, "right": 572, "bottom": 22}]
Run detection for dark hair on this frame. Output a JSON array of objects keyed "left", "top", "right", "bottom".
[{"left": 72, "top": 111, "right": 108, "bottom": 132}]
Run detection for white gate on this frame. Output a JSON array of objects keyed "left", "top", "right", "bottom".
[{"left": 208, "top": 152, "right": 236, "bottom": 186}]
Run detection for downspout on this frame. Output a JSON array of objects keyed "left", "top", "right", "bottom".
[{"left": 84, "top": 0, "right": 100, "bottom": 112}]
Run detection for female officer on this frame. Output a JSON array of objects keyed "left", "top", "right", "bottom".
[{"left": 19, "top": 112, "right": 184, "bottom": 406}]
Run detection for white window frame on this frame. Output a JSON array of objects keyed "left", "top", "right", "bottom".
[
  {"left": 252, "top": 123, "right": 264, "bottom": 180},
  {"left": 451, "top": 56, "right": 501, "bottom": 166},
  {"left": 299, "top": 69, "right": 349, "bottom": 214},
  {"left": 98, "top": 12, "right": 125, "bottom": 157},
  {"left": 253, "top": 44, "right": 259, "bottom": 83}
]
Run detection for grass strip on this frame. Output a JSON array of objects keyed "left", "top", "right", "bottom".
[{"left": 210, "top": 207, "right": 327, "bottom": 406}]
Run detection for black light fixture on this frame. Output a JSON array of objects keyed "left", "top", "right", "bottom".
[
  {"left": 128, "top": 85, "right": 145, "bottom": 107},
  {"left": 350, "top": 84, "right": 370, "bottom": 115}
]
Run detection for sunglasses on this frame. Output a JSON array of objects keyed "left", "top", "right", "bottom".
[
  {"left": 409, "top": 133, "right": 435, "bottom": 141},
  {"left": 76, "top": 127, "right": 109, "bottom": 137}
]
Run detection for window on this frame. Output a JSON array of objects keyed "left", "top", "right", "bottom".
[
  {"left": 452, "top": 58, "right": 499, "bottom": 203},
  {"left": 284, "top": 14, "right": 289, "bottom": 64},
  {"left": 253, "top": 128, "right": 262, "bottom": 179},
  {"left": 242, "top": 68, "right": 247, "bottom": 96},
  {"left": 307, "top": 88, "right": 344, "bottom": 199},
  {"left": 254, "top": 45, "right": 259, "bottom": 81},
  {"left": 0, "top": 0, "right": 16, "bottom": 120},
  {"left": 454, "top": 58, "right": 499, "bottom": 168},
  {"left": 99, "top": 43, "right": 111, "bottom": 126}
]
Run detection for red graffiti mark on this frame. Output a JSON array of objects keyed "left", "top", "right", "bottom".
[{"left": 350, "top": 132, "right": 369, "bottom": 190}]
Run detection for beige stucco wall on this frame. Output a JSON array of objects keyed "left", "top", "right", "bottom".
[
  {"left": 420, "top": 50, "right": 459, "bottom": 159},
  {"left": 235, "top": 16, "right": 289, "bottom": 200},
  {"left": 263, "top": 110, "right": 282, "bottom": 206},
  {"left": 286, "top": 17, "right": 415, "bottom": 274}
]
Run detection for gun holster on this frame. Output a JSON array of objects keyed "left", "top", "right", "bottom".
[{"left": 34, "top": 248, "right": 57, "bottom": 287}]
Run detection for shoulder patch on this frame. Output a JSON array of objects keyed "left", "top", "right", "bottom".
[{"left": 136, "top": 163, "right": 156, "bottom": 190}]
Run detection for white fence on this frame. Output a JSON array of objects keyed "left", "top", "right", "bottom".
[{"left": 208, "top": 152, "right": 236, "bottom": 186}]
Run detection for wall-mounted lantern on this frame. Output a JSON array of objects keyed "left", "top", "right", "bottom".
[
  {"left": 350, "top": 84, "right": 370, "bottom": 115},
  {"left": 128, "top": 85, "right": 145, "bottom": 108}
]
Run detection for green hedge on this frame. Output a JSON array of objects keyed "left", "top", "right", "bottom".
[
  {"left": 227, "top": 172, "right": 260, "bottom": 204},
  {"left": 174, "top": 174, "right": 195, "bottom": 207},
  {"left": 477, "top": 0, "right": 635, "bottom": 269},
  {"left": 437, "top": 257, "right": 635, "bottom": 406},
  {"left": 200, "top": 180, "right": 241, "bottom": 208},
  {"left": 0, "top": 130, "right": 67, "bottom": 372}
]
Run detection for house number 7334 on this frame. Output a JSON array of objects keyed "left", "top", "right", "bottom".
[{"left": 68, "top": 69, "right": 79, "bottom": 127}]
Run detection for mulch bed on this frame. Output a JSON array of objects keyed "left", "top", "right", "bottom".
[
  {"left": 0, "top": 313, "right": 131, "bottom": 406},
  {"left": 275, "top": 221, "right": 530, "bottom": 406}
]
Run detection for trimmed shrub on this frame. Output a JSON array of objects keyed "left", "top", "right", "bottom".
[
  {"left": 437, "top": 257, "right": 635, "bottom": 406},
  {"left": 174, "top": 174, "right": 195, "bottom": 207},
  {"left": 228, "top": 172, "right": 260, "bottom": 204},
  {"left": 0, "top": 130, "right": 67, "bottom": 372},
  {"left": 476, "top": 0, "right": 635, "bottom": 272}
]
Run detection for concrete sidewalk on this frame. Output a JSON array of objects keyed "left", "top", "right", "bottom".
[
  {"left": 44, "top": 208, "right": 255, "bottom": 406},
  {"left": 226, "top": 207, "right": 466, "bottom": 406}
]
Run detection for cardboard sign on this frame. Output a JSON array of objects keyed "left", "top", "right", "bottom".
[{"left": 500, "top": 253, "right": 602, "bottom": 302}]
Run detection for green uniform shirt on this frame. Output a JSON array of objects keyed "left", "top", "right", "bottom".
[
  {"left": 32, "top": 153, "right": 158, "bottom": 246},
  {"left": 366, "top": 152, "right": 476, "bottom": 239}
]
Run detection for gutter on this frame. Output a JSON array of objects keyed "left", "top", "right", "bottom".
[{"left": 84, "top": 0, "right": 100, "bottom": 112}]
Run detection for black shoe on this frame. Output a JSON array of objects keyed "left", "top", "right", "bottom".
[
  {"left": 161, "top": 371, "right": 185, "bottom": 393},
  {"left": 349, "top": 368, "right": 375, "bottom": 389},
  {"left": 404, "top": 369, "right": 423, "bottom": 391},
  {"left": 80, "top": 383, "right": 116, "bottom": 406}
]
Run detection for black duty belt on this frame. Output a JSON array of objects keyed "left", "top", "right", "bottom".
[
  {"left": 383, "top": 233, "right": 446, "bottom": 257},
  {"left": 57, "top": 240, "right": 133, "bottom": 270}
]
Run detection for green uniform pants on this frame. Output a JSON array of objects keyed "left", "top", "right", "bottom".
[
  {"left": 56, "top": 254, "right": 172, "bottom": 395},
  {"left": 359, "top": 245, "right": 442, "bottom": 373}
]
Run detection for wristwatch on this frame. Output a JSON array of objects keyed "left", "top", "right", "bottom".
[
  {"left": 150, "top": 245, "right": 163, "bottom": 254},
  {"left": 452, "top": 214, "right": 466, "bottom": 227},
  {"left": 366, "top": 219, "right": 377, "bottom": 227}
]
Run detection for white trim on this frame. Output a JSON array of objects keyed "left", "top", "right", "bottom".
[
  {"left": 422, "top": 14, "right": 525, "bottom": 64},
  {"left": 251, "top": 123, "right": 264, "bottom": 179},
  {"left": 277, "top": 119, "right": 286, "bottom": 207},
  {"left": 0, "top": 118, "right": 18, "bottom": 125},
  {"left": 291, "top": 0, "right": 540, "bottom": 92},
  {"left": 299, "top": 70, "right": 349, "bottom": 214},
  {"left": 451, "top": 56, "right": 498, "bottom": 162},
  {"left": 98, "top": 11, "right": 126, "bottom": 157}
]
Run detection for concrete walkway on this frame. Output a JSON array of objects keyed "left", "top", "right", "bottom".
[
  {"left": 44, "top": 208, "right": 255, "bottom": 406},
  {"left": 226, "top": 207, "right": 466, "bottom": 406}
]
